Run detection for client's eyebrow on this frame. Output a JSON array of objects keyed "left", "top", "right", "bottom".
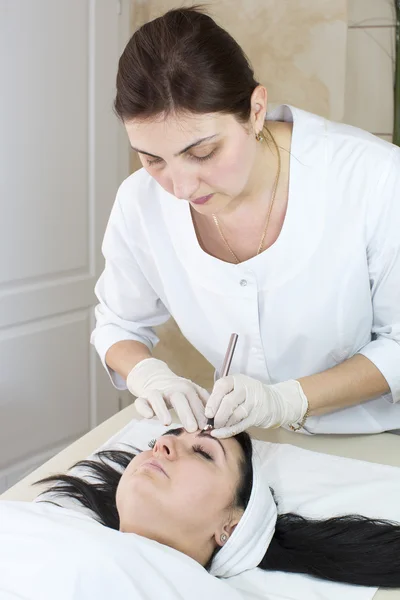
[
  {"left": 196, "top": 430, "right": 227, "bottom": 458},
  {"left": 130, "top": 134, "right": 219, "bottom": 159},
  {"left": 164, "top": 427, "right": 226, "bottom": 458}
]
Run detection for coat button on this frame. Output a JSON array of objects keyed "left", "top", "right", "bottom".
[{"left": 240, "top": 279, "right": 247, "bottom": 286}]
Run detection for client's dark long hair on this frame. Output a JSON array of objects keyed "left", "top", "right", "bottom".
[{"left": 34, "top": 430, "right": 400, "bottom": 589}]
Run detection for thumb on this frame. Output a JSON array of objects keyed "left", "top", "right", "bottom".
[
  {"left": 205, "top": 376, "right": 234, "bottom": 418},
  {"left": 211, "top": 422, "right": 245, "bottom": 439},
  {"left": 211, "top": 412, "right": 253, "bottom": 439}
]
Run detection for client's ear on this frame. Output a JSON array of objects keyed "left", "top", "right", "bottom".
[{"left": 215, "top": 509, "right": 243, "bottom": 547}]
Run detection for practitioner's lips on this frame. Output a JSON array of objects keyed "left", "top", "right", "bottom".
[
  {"left": 190, "top": 193, "right": 214, "bottom": 205},
  {"left": 141, "top": 459, "right": 169, "bottom": 478}
]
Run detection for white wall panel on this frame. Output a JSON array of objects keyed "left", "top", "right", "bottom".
[{"left": 0, "top": 311, "right": 91, "bottom": 471}]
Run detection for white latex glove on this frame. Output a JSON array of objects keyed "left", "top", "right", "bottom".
[
  {"left": 204, "top": 374, "right": 308, "bottom": 438},
  {"left": 126, "top": 357, "right": 209, "bottom": 432}
]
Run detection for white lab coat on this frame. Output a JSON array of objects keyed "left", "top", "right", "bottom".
[{"left": 91, "top": 105, "right": 400, "bottom": 434}]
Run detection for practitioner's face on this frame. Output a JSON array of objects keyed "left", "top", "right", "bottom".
[
  {"left": 116, "top": 427, "right": 245, "bottom": 564},
  {"left": 124, "top": 87, "right": 268, "bottom": 216}
]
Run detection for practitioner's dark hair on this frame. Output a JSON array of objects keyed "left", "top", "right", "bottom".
[
  {"left": 114, "top": 5, "right": 261, "bottom": 128},
  {"left": 35, "top": 429, "right": 400, "bottom": 589}
]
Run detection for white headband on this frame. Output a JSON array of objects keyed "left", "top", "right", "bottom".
[{"left": 210, "top": 451, "right": 277, "bottom": 578}]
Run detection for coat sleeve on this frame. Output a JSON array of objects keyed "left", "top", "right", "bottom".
[
  {"left": 90, "top": 192, "right": 170, "bottom": 389},
  {"left": 357, "top": 145, "right": 400, "bottom": 402}
]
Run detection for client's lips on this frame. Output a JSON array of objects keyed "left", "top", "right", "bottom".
[
  {"left": 142, "top": 459, "right": 168, "bottom": 477},
  {"left": 190, "top": 193, "right": 213, "bottom": 205}
]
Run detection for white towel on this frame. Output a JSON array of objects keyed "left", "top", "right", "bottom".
[
  {"left": 210, "top": 452, "right": 277, "bottom": 578},
  {"left": 36, "top": 418, "right": 400, "bottom": 600},
  {"left": 0, "top": 501, "right": 243, "bottom": 600}
]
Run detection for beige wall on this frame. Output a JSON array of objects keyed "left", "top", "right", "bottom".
[
  {"left": 121, "top": 0, "right": 396, "bottom": 401},
  {"left": 345, "top": 0, "right": 395, "bottom": 141}
]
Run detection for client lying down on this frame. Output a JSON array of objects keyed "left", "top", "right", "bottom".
[
  {"left": 39, "top": 427, "right": 400, "bottom": 586},
  {"left": 1, "top": 427, "right": 400, "bottom": 599}
]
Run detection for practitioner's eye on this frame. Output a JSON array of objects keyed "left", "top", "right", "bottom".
[{"left": 192, "top": 444, "right": 214, "bottom": 461}]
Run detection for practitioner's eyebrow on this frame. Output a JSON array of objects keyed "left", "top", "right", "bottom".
[
  {"left": 130, "top": 134, "right": 219, "bottom": 159},
  {"left": 164, "top": 427, "right": 226, "bottom": 458}
]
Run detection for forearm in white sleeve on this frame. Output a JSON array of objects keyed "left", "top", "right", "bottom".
[
  {"left": 357, "top": 146, "right": 400, "bottom": 403},
  {"left": 91, "top": 196, "right": 170, "bottom": 389}
]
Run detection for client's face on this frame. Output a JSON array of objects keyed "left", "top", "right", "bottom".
[{"left": 116, "top": 427, "right": 245, "bottom": 565}]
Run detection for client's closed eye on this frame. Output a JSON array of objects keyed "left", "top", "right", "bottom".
[{"left": 192, "top": 445, "right": 213, "bottom": 461}]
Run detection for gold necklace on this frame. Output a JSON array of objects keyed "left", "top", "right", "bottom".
[{"left": 212, "top": 128, "right": 281, "bottom": 264}]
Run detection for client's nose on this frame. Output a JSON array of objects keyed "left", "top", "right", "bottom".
[{"left": 154, "top": 437, "right": 177, "bottom": 461}]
